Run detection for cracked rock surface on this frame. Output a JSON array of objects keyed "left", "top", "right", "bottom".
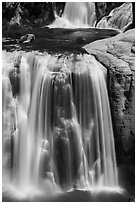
[{"left": 84, "top": 29, "right": 135, "bottom": 163}]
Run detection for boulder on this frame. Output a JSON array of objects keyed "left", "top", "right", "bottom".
[
  {"left": 19, "top": 33, "right": 35, "bottom": 43},
  {"left": 84, "top": 29, "right": 135, "bottom": 163}
]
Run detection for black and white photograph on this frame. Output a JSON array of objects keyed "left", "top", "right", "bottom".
[{"left": 2, "top": 1, "right": 135, "bottom": 202}]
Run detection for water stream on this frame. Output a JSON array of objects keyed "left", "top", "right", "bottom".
[
  {"left": 49, "top": 2, "right": 96, "bottom": 28},
  {"left": 3, "top": 53, "right": 120, "bottom": 198},
  {"left": 2, "top": 2, "right": 122, "bottom": 201}
]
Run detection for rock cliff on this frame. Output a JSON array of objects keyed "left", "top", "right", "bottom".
[{"left": 84, "top": 29, "right": 135, "bottom": 164}]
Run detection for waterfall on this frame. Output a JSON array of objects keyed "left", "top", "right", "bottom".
[
  {"left": 12, "top": 57, "right": 31, "bottom": 192},
  {"left": 49, "top": 2, "right": 96, "bottom": 28},
  {"left": 2, "top": 53, "right": 119, "bottom": 198},
  {"left": 2, "top": 76, "right": 13, "bottom": 174},
  {"left": 63, "top": 2, "right": 96, "bottom": 27}
]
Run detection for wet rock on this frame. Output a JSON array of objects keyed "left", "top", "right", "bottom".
[
  {"left": 23, "top": 33, "right": 35, "bottom": 43},
  {"left": 19, "top": 33, "right": 35, "bottom": 43},
  {"left": 84, "top": 29, "right": 135, "bottom": 163},
  {"left": 13, "top": 53, "right": 22, "bottom": 68},
  {"left": 9, "top": 55, "right": 21, "bottom": 97},
  {"left": 53, "top": 121, "right": 82, "bottom": 190}
]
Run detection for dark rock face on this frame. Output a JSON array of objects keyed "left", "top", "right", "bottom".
[
  {"left": 84, "top": 29, "right": 135, "bottom": 164},
  {"left": 9, "top": 54, "right": 21, "bottom": 97}
]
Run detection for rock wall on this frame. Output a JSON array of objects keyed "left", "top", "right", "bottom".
[
  {"left": 84, "top": 29, "right": 135, "bottom": 164},
  {"left": 96, "top": 3, "right": 133, "bottom": 32}
]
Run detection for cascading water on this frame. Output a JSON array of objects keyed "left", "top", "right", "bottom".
[
  {"left": 3, "top": 53, "right": 120, "bottom": 200},
  {"left": 49, "top": 2, "right": 96, "bottom": 28},
  {"left": 2, "top": 2, "right": 123, "bottom": 201},
  {"left": 63, "top": 2, "right": 96, "bottom": 27}
]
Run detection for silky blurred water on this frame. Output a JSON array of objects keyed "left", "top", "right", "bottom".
[
  {"left": 49, "top": 2, "right": 96, "bottom": 28},
  {"left": 2, "top": 2, "right": 122, "bottom": 200},
  {"left": 2, "top": 53, "right": 120, "bottom": 200}
]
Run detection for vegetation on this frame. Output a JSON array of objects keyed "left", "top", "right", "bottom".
[{"left": 2, "top": 2, "right": 65, "bottom": 24}]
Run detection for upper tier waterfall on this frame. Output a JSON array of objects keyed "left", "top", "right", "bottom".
[{"left": 49, "top": 2, "right": 96, "bottom": 28}]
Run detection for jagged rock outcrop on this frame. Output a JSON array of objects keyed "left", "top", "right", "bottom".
[
  {"left": 84, "top": 29, "right": 135, "bottom": 163},
  {"left": 96, "top": 3, "right": 133, "bottom": 32}
]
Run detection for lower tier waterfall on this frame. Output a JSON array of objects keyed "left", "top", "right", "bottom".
[{"left": 2, "top": 54, "right": 119, "bottom": 198}]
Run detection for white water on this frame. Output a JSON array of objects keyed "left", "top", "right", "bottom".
[
  {"left": 2, "top": 76, "right": 13, "bottom": 174},
  {"left": 2, "top": 2, "right": 121, "bottom": 200},
  {"left": 49, "top": 2, "right": 96, "bottom": 28},
  {"left": 2, "top": 53, "right": 120, "bottom": 199}
]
